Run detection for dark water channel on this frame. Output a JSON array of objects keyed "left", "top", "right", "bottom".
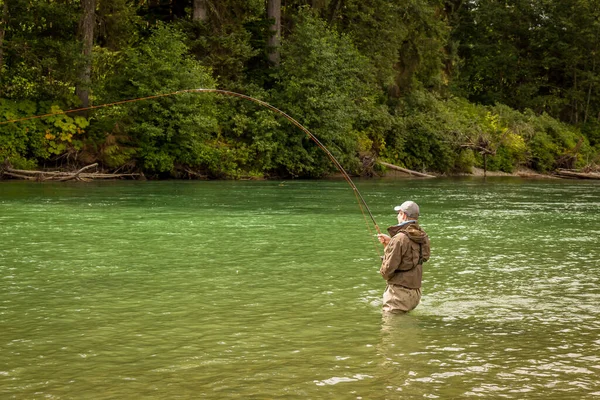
[{"left": 1, "top": 178, "right": 599, "bottom": 398}]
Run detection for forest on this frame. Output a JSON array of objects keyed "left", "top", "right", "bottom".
[{"left": 0, "top": 0, "right": 599, "bottom": 179}]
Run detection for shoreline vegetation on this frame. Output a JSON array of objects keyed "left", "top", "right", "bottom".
[
  {"left": 1, "top": 3, "right": 600, "bottom": 182},
  {"left": 2, "top": 160, "right": 599, "bottom": 182}
]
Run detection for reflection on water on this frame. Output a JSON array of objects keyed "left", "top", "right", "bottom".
[
  {"left": 1, "top": 178, "right": 599, "bottom": 398},
  {"left": 377, "top": 309, "right": 600, "bottom": 398}
]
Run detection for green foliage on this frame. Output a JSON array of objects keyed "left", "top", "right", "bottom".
[
  {"left": 488, "top": 105, "right": 592, "bottom": 171},
  {"left": 0, "top": 99, "right": 39, "bottom": 161},
  {"left": 208, "top": 87, "right": 283, "bottom": 178},
  {"left": 0, "top": 0, "right": 598, "bottom": 178},
  {"left": 178, "top": 6, "right": 261, "bottom": 88},
  {"left": 379, "top": 91, "right": 593, "bottom": 174},
  {"left": 486, "top": 147, "right": 516, "bottom": 173},
  {"left": 96, "top": 0, "right": 141, "bottom": 50},
  {"left": 43, "top": 106, "right": 88, "bottom": 155},
  {"left": 269, "top": 11, "right": 381, "bottom": 177},
  {"left": 452, "top": 0, "right": 600, "bottom": 126},
  {"left": 0, "top": 99, "right": 88, "bottom": 164},
  {"left": 582, "top": 121, "right": 600, "bottom": 150},
  {"left": 391, "top": 99, "right": 454, "bottom": 173},
  {"left": 325, "top": 0, "right": 452, "bottom": 93},
  {"left": 382, "top": 92, "right": 479, "bottom": 173},
  {"left": 0, "top": 0, "right": 81, "bottom": 103},
  {"left": 97, "top": 24, "right": 219, "bottom": 174},
  {"left": 527, "top": 131, "right": 559, "bottom": 172},
  {"left": 455, "top": 149, "right": 476, "bottom": 173}
]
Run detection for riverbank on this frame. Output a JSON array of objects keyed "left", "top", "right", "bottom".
[
  {"left": 386, "top": 165, "right": 600, "bottom": 180},
  {"left": 460, "top": 167, "right": 600, "bottom": 180},
  {"left": 467, "top": 167, "right": 556, "bottom": 179},
  {"left": 2, "top": 161, "right": 599, "bottom": 181},
  {"left": 381, "top": 166, "right": 557, "bottom": 179}
]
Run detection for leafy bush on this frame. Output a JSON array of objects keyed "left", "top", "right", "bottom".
[
  {"left": 269, "top": 11, "right": 381, "bottom": 177},
  {"left": 527, "top": 131, "right": 558, "bottom": 172},
  {"left": 0, "top": 99, "right": 88, "bottom": 166},
  {"left": 95, "top": 24, "right": 219, "bottom": 174},
  {"left": 396, "top": 111, "right": 455, "bottom": 173},
  {"left": 582, "top": 122, "right": 600, "bottom": 148},
  {"left": 383, "top": 92, "right": 476, "bottom": 174},
  {"left": 210, "top": 89, "right": 281, "bottom": 178},
  {"left": 0, "top": 100, "right": 40, "bottom": 163},
  {"left": 492, "top": 106, "right": 591, "bottom": 171}
]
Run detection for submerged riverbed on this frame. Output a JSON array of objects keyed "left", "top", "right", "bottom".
[{"left": 1, "top": 178, "right": 599, "bottom": 398}]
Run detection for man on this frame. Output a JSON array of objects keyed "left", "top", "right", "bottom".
[{"left": 377, "top": 200, "right": 430, "bottom": 313}]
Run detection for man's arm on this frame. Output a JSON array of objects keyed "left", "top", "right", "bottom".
[
  {"left": 422, "top": 235, "right": 431, "bottom": 263},
  {"left": 379, "top": 236, "right": 403, "bottom": 280}
]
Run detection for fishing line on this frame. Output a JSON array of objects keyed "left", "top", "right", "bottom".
[{"left": 1, "top": 88, "right": 383, "bottom": 251}]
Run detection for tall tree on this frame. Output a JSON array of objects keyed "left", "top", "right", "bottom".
[
  {"left": 76, "top": 0, "right": 95, "bottom": 108},
  {"left": 0, "top": 0, "right": 7, "bottom": 72},
  {"left": 96, "top": 0, "right": 139, "bottom": 50},
  {"left": 0, "top": 0, "right": 81, "bottom": 101},
  {"left": 178, "top": 0, "right": 262, "bottom": 87},
  {"left": 451, "top": 0, "right": 600, "bottom": 126},
  {"left": 323, "top": 0, "right": 451, "bottom": 97},
  {"left": 267, "top": 0, "right": 280, "bottom": 65},
  {"left": 193, "top": 0, "right": 207, "bottom": 22},
  {"left": 270, "top": 13, "right": 380, "bottom": 176}
]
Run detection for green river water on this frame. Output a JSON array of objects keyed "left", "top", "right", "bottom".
[{"left": 1, "top": 178, "right": 599, "bottom": 399}]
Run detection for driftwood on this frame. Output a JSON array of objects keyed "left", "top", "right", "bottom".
[
  {"left": 378, "top": 161, "right": 436, "bottom": 178},
  {"left": 183, "top": 167, "right": 208, "bottom": 180},
  {"left": 1, "top": 162, "right": 141, "bottom": 181},
  {"left": 517, "top": 171, "right": 558, "bottom": 179},
  {"left": 57, "top": 163, "right": 98, "bottom": 181},
  {"left": 3, "top": 171, "right": 37, "bottom": 181},
  {"left": 554, "top": 169, "right": 600, "bottom": 180}
]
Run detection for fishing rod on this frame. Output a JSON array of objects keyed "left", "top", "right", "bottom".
[{"left": 0, "top": 88, "right": 382, "bottom": 235}]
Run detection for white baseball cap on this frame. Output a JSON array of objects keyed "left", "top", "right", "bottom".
[{"left": 393, "top": 201, "right": 420, "bottom": 218}]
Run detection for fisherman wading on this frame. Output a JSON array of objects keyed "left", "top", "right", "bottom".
[{"left": 377, "top": 201, "right": 431, "bottom": 313}]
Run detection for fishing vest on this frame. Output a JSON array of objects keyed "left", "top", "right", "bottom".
[{"left": 381, "top": 223, "right": 430, "bottom": 289}]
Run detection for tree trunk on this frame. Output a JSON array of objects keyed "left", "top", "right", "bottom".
[
  {"left": 378, "top": 161, "right": 436, "bottom": 178},
  {"left": 584, "top": 52, "right": 596, "bottom": 124},
  {"left": 573, "top": 67, "right": 578, "bottom": 124},
  {"left": 192, "top": 0, "right": 208, "bottom": 22},
  {"left": 311, "top": 0, "right": 326, "bottom": 11},
  {"left": 0, "top": 1, "right": 8, "bottom": 72},
  {"left": 328, "top": 0, "right": 342, "bottom": 23},
  {"left": 76, "top": 0, "right": 95, "bottom": 109},
  {"left": 483, "top": 153, "right": 487, "bottom": 177},
  {"left": 171, "top": 0, "right": 186, "bottom": 19},
  {"left": 267, "top": 0, "right": 281, "bottom": 66}
]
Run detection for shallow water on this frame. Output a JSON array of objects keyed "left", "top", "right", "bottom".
[{"left": 1, "top": 178, "right": 599, "bottom": 398}]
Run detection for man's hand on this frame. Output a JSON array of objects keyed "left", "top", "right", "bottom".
[{"left": 377, "top": 234, "right": 391, "bottom": 246}]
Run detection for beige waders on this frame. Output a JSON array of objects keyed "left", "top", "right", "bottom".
[{"left": 382, "top": 284, "right": 422, "bottom": 313}]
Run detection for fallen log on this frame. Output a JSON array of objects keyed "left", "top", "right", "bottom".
[
  {"left": 76, "top": 173, "right": 141, "bottom": 179},
  {"left": 378, "top": 161, "right": 436, "bottom": 178},
  {"left": 555, "top": 169, "right": 600, "bottom": 180},
  {"left": 183, "top": 167, "right": 208, "bottom": 180},
  {"left": 517, "top": 171, "right": 558, "bottom": 179},
  {"left": 2, "top": 171, "right": 37, "bottom": 181},
  {"left": 57, "top": 163, "right": 98, "bottom": 181},
  {"left": 6, "top": 167, "right": 87, "bottom": 177},
  {"left": 3, "top": 163, "right": 141, "bottom": 181}
]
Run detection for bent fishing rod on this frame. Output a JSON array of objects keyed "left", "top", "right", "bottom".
[{"left": 1, "top": 88, "right": 382, "bottom": 235}]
